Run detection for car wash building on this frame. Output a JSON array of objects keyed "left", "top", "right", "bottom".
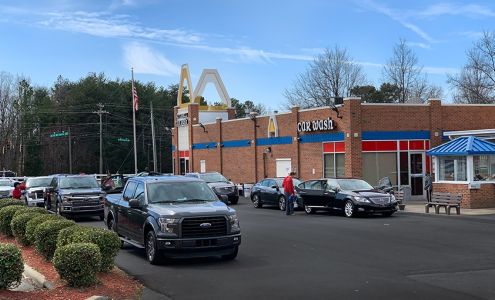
[{"left": 171, "top": 66, "right": 495, "bottom": 208}]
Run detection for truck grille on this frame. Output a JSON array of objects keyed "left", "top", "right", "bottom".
[
  {"left": 216, "top": 187, "right": 234, "bottom": 194},
  {"left": 181, "top": 216, "right": 227, "bottom": 238},
  {"left": 35, "top": 191, "right": 44, "bottom": 198},
  {"left": 71, "top": 199, "right": 100, "bottom": 207}
]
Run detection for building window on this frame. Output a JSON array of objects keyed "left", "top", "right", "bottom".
[
  {"left": 438, "top": 156, "right": 466, "bottom": 181},
  {"left": 362, "top": 152, "right": 398, "bottom": 186},
  {"left": 473, "top": 155, "right": 495, "bottom": 181},
  {"left": 324, "top": 153, "right": 345, "bottom": 178}
]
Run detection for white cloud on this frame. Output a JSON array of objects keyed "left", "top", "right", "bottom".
[
  {"left": 407, "top": 42, "right": 431, "bottom": 49},
  {"left": 358, "top": 0, "right": 436, "bottom": 43},
  {"left": 419, "top": 3, "right": 495, "bottom": 18},
  {"left": 123, "top": 42, "right": 179, "bottom": 76}
]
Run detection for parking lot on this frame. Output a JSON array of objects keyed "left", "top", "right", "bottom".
[{"left": 83, "top": 197, "right": 495, "bottom": 300}]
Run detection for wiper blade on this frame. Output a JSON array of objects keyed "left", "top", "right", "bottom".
[
  {"left": 182, "top": 199, "right": 212, "bottom": 202},
  {"left": 152, "top": 200, "right": 176, "bottom": 203}
]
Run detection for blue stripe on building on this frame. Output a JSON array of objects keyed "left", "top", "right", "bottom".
[
  {"left": 256, "top": 136, "right": 293, "bottom": 146},
  {"left": 362, "top": 130, "right": 430, "bottom": 140},
  {"left": 171, "top": 145, "right": 176, "bottom": 152},
  {"left": 223, "top": 139, "right": 251, "bottom": 148},
  {"left": 299, "top": 132, "right": 345, "bottom": 143},
  {"left": 192, "top": 142, "right": 217, "bottom": 150}
]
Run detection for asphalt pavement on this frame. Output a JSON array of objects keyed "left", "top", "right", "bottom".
[{"left": 81, "top": 197, "right": 495, "bottom": 300}]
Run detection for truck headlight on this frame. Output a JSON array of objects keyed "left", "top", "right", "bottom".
[
  {"left": 390, "top": 194, "right": 397, "bottom": 203},
  {"left": 354, "top": 196, "right": 370, "bottom": 203},
  {"left": 62, "top": 196, "right": 70, "bottom": 203},
  {"left": 228, "top": 214, "right": 240, "bottom": 233},
  {"left": 158, "top": 217, "right": 179, "bottom": 234}
]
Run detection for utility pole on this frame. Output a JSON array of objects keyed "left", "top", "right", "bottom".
[
  {"left": 150, "top": 101, "right": 158, "bottom": 172},
  {"left": 68, "top": 127, "right": 72, "bottom": 174},
  {"left": 93, "top": 103, "right": 108, "bottom": 174}
]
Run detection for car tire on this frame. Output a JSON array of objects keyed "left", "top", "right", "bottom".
[
  {"left": 99, "top": 213, "right": 105, "bottom": 221},
  {"left": 252, "top": 194, "right": 262, "bottom": 208},
  {"left": 304, "top": 205, "right": 316, "bottom": 214},
  {"left": 145, "top": 230, "right": 161, "bottom": 265},
  {"left": 344, "top": 200, "right": 355, "bottom": 218},
  {"left": 221, "top": 246, "right": 239, "bottom": 261},
  {"left": 230, "top": 197, "right": 239, "bottom": 205},
  {"left": 56, "top": 201, "right": 64, "bottom": 217},
  {"left": 278, "top": 195, "right": 286, "bottom": 211},
  {"left": 382, "top": 211, "right": 394, "bottom": 217}
]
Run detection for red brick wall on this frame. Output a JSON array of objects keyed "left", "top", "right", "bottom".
[{"left": 433, "top": 183, "right": 495, "bottom": 208}]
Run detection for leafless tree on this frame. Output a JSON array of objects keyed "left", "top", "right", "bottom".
[
  {"left": 284, "top": 46, "right": 366, "bottom": 108},
  {"left": 448, "top": 31, "right": 495, "bottom": 104}
]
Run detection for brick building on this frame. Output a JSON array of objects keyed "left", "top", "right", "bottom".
[{"left": 172, "top": 98, "right": 495, "bottom": 208}]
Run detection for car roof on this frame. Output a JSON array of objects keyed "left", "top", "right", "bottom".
[{"left": 128, "top": 175, "right": 202, "bottom": 184}]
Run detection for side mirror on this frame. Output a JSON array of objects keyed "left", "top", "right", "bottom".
[
  {"left": 129, "top": 198, "right": 142, "bottom": 209},
  {"left": 219, "top": 194, "right": 228, "bottom": 205},
  {"left": 271, "top": 185, "right": 279, "bottom": 190},
  {"left": 102, "top": 185, "right": 112, "bottom": 191}
]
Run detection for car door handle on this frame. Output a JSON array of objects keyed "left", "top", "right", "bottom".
[{"left": 299, "top": 191, "right": 307, "bottom": 195}]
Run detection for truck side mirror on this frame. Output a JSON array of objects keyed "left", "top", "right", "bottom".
[
  {"left": 129, "top": 198, "right": 142, "bottom": 209},
  {"left": 219, "top": 194, "right": 228, "bottom": 205}
]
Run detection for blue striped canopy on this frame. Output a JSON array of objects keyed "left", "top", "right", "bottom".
[{"left": 427, "top": 136, "right": 495, "bottom": 156}]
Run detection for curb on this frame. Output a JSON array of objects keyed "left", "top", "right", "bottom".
[
  {"left": 23, "top": 263, "right": 55, "bottom": 290},
  {"left": 85, "top": 296, "right": 112, "bottom": 300}
]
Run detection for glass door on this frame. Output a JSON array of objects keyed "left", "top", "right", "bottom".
[{"left": 409, "top": 152, "right": 424, "bottom": 196}]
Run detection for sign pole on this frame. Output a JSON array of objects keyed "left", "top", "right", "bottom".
[{"left": 132, "top": 68, "right": 138, "bottom": 174}]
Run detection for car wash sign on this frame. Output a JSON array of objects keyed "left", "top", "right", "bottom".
[
  {"left": 297, "top": 117, "right": 333, "bottom": 132},
  {"left": 176, "top": 113, "right": 189, "bottom": 127}
]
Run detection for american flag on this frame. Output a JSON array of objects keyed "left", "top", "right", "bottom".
[{"left": 132, "top": 84, "right": 139, "bottom": 111}]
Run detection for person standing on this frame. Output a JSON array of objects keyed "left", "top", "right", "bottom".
[
  {"left": 424, "top": 173, "right": 432, "bottom": 203},
  {"left": 12, "top": 182, "right": 25, "bottom": 200},
  {"left": 282, "top": 171, "right": 296, "bottom": 215}
]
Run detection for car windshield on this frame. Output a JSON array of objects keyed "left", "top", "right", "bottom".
[
  {"left": 0, "top": 180, "right": 12, "bottom": 187},
  {"left": 275, "top": 178, "right": 301, "bottom": 187},
  {"left": 337, "top": 179, "right": 374, "bottom": 191},
  {"left": 59, "top": 177, "right": 99, "bottom": 189},
  {"left": 26, "top": 177, "right": 52, "bottom": 188},
  {"left": 199, "top": 173, "right": 228, "bottom": 183},
  {"left": 147, "top": 181, "right": 218, "bottom": 203}
]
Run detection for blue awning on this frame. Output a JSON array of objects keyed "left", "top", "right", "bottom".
[{"left": 427, "top": 136, "right": 495, "bottom": 156}]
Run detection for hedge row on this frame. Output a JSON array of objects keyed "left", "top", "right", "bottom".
[{"left": 0, "top": 243, "right": 24, "bottom": 289}]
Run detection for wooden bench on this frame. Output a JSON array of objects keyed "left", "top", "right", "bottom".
[{"left": 425, "top": 192, "right": 462, "bottom": 215}]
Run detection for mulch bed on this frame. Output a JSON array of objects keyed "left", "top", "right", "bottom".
[{"left": 0, "top": 235, "right": 142, "bottom": 300}]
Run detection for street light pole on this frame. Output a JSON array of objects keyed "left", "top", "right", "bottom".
[
  {"left": 150, "top": 101, "right": 158, "bottom": 172},
  {"left": 68, "top": 127, "right": 72, "bottom": 174},
  {"left": 93, "top": 103, "right": 108, "bottom": 174}
]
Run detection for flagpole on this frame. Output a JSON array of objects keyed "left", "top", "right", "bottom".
[{"left": 132, "top": 68, "right": 138, "bottom": 174}]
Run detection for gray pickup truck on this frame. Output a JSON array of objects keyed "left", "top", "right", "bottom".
[{"left": 104, "top": 175, "right": 241, "bottom": 264}]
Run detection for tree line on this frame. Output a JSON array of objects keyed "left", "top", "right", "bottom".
[{"left": 285, "top": 32, "right": 495, "bottom": 107}]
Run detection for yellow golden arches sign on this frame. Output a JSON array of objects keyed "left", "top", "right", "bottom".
[{"left": 176, "top": 64, "right": 231, "bottom": 109}]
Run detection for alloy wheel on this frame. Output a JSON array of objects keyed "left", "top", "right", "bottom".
[
  {"left": 305, "top": 205, "right": 315, "bottom": 214},
  {"left": 279, "top": 196, "right": 286, "bottom": 211},
  {"left": 146, "top": 231, "right": 157, "bottom": 263},
  {"left": 253, "top": 194, "right": 262, "bottom": 208},
  {"left": 344, "top": 201, "right": 354, "bottom": 218}
]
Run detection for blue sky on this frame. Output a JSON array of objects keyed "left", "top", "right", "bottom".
[{"left": 1, "top": 0, "right": 494, "bottom": 110}]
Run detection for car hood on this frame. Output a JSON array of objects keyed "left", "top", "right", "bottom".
[
  {"left": 345, "top": 190, "right": 390, "bottom": 198},
  {"left": 27, "top": 186, "right": 49, "bottom": 192},
  {"left": 207, "top": 182, "right": 234, "bottom": 188},
  {"left": 59, "top": 188, "right": 102, "bottom": 195},
  {"left": 147, "top": 201, "right": 234, "bottom": 217}
]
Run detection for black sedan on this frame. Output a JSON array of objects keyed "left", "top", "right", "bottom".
[
  {"left": 295, "top": 178, "right": 398, "bottom": 217},
  {"left": 250, "top": 177, "right": 301, "bottom": 210}
]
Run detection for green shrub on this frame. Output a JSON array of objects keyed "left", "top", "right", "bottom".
[
  {"left": 53, "top": 243, "right": 101, "bottom": 287},
  {"left": 25, "top": 214, "right": 64, "bottom": 246},
  {"left": 0, "top": 199, "right": 24, "bottom": 209},
  {"left": 0, "top": 243, "right": 24, "bottom": 289},
  {"left": 11, "top": 211, "right": 47, "bottom": 245},
  {"left": 34, "top": 219, "right": 76, "bottom": 260},
  {"left": 57, "top": 226, "right": 121, "bottom": 272},
  {"left": 0, "top": 205, "right": 29, "bottom": 236},
  {"left": 13, "top": 207, "right": 48, "bottom": 217}
]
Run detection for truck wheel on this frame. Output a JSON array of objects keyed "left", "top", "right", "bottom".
[
  {"left": 145, "top": 231, "right": 161, "bottom": 265},
  {"left": 56, "top": 202, "right": 64, "bottom": 217},
  {"left": 221, "top": 246, "right": 238, "bottom": 261},
  {"left": 230, "top": 197, "right": 239, "bottom": 205}
]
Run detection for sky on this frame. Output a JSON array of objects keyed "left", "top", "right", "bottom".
[{"left": 1, "top": 0, "right": 494, "bottom": 111}]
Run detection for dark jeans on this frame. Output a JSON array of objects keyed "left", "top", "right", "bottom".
[
  {"left": 285, "top": 193, "right": 294, "bottom": 215},
  {"left": 425, "top": 188, "right": 432, "bottom": 202}
]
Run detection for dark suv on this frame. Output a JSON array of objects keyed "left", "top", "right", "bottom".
[
  {"left": 185, "top": 172, "right": 239, "bottom": 204},
  {"left": 44, "top": 175, "right": 105, "bottom": 219}
]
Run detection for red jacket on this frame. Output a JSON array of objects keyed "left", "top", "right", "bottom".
[
  {"left": 282, "top": 176, "right": 295, "bottom": 195},
  {"left": 12, "top": 188, "right": 22, "bottom": 199}
]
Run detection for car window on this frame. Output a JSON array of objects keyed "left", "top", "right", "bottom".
[
  {"left": 267, "top": 179, "right": 277, "bottom": 187},
  {"left": 51, "top": 178, "right": 58, "bottom": 189},
  {"left": 307, "top": 180, "right": 323, "bottom": 190},
  {"left": 123, "top": 181, "right": 138, "bottom": 201},
  {"left": 261, "top": 180, "right": 270, "bottom": 187},
  {"left": 134, "top": 183, "right": 145, "bottom": 203},
  {"left": 326, "top": 179, "right": 340, "bottom": 190}
]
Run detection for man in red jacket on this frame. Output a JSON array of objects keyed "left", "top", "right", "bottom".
[
  {"left": 12, "top": 182, "right": 25, "bottom": 200},
  {"left": 282, "top": 171, "right": 296, "bottom": 215}
]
